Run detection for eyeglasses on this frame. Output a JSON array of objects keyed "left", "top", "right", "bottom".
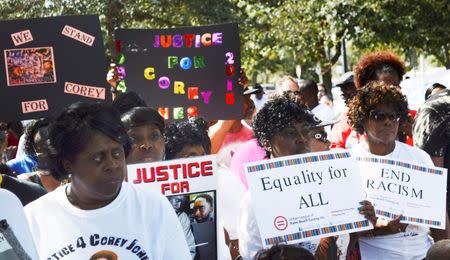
[
  {"left": 311, "top": 131, "right": 328, "bottom": 143},
  {"left": 369, "top": 110, "right": 400, "bottom": 122}
]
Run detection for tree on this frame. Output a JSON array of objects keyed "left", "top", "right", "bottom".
[
  {"left": 234, "top": 0, "right": 372, "bottom": 92},
  {"left": 352, "top": 0, "right": 450, "bottom": 69}
]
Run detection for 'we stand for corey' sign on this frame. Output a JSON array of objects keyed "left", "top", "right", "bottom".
[{"left": 0, "top": 15, "right": 108, "bottom": 121}]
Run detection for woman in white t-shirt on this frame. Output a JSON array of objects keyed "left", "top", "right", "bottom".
[
  {"left": 347, "top": 81, "right": 450, "bottom": 260},
  {"left": 238, "top": 95, "right": 376, "bottom": 260},
  {"left": 25, "top": 102, "right": 191, "bottom": 260}
]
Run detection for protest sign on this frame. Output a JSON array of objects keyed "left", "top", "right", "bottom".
[
  {"left": 115, "top": 23, "right": 242, "bottom": 120},
  {"left": 0, "top": 15, "right": 108, "bottom": 121},
  {"left": 245, "top": 151, "right": 372, "bottom": 247},
  {"left": 127, "top": 155, "right": 218, "bottom": 260},
  {"left": 356, "top": 156, "right": 447, "bottom": 229}
]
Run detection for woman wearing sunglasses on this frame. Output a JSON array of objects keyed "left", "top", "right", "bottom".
[{"left": 347, "top": 81, "right": 449, "bottom": 259}]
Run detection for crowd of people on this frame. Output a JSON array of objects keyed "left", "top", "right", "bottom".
[{"left": 1, "top": 50, "right": 449, "bottom": 260}]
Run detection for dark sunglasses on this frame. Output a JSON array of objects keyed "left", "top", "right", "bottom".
[
  {"left": 369, "top": 110, "right": 400, "bottom": 122},
  {"left": 311, "top": 131, "right": 328, "bottom": 143}
]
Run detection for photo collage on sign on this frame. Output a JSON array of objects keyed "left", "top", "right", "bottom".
[
  {"left": 4, "top": 47, "right": 56, "bottom": 86},
  {"left": 167, "top": 191, "right": 217, "bottom": 260}
]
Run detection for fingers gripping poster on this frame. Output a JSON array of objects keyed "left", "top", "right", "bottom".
[
  {"left": 115, "top": 23, "right": 242, "bottom": 120},
  {"left": 0, "top": 15, "right": 108, "bottom": 121},
  {"left": 127, "top": 155, "right": 219, "bottom": 260}
]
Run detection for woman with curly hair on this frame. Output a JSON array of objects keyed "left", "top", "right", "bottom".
[
  {"left": 164, "top": 117, "right": 236, "bottom": 260},
  {"left": 347, "top": 81, "right": 449, "bottom": 259},
  {"left": 329, "top": 50, "right": 413, "bottom": 149},
  {"left": 164, "top": 117, "right": 211, "bottom": 160},
  {"left": 238, "top": 96, "right": 376, "bottom": 260},
  {"left": 164, "top": 117, "right": 211, "bottom": 258}
]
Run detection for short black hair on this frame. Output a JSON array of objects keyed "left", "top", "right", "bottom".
[
  {"left": 121, "top": 107, "right": 164, "bottom": 133},
  {"left": 0, "top": 163, "right": 15, "bottom": 177},
  {"left": 253, "top": 95, "right": 316, "bottom": 153},
  {"left": 299, "top": 79, "right": 318, "bottom": 97},
  {"left": 112, "top": 91, "right": 147, "bottom": 115},
  {"left": 255, "top": 244, "right": 315, "bottom": 260},
  {"left": 164, "top": 117, "right": 210, "bottom": 160},
  {"left": 24, "top": 118, "right": 51, "bottom": 156},
  {"left": 48, "top": 102, "right": 130, "bottom": 181},
  {"left": 195, "top": 193, "right": 213, "bottom": 207}
]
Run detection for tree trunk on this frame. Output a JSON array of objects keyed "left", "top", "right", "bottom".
[
  {"left": 443, "top": 45, "right": 450, "bottom": 69},
  {"left": 320, "top": 67, "right": 333, "bottom": 98}
]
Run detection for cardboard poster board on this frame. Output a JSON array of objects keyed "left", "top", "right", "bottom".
[
  {"left": 127, "top": 155, "right": 219, "bottom": 259},
  {"left": 356, "top": 156, "right": 448, "bottom": 229},
  {"left": 245, "top": 151, "right": 372, "bottom": 247},
  {"left": 115, "top": 23, "right": 242, "bottom": 120},
  {"left": 0, "top": 15, "right": 109, "bottom": 121}
]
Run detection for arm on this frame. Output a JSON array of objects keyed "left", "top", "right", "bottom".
[
  {"left": 106, "top": 66, "right": 120, "bottom": 101},
  {"left": 238, "top": 193, "right": 262, "bottom": 260},
  {"left": 431, "top": 156, "right": 445, "bottom": 168},
  {"left": 347, "top": 200, "right": 377, "bottom": 255},
  {"left": 209, "top": 120, "right": 236, "bottom": 154},
  {"left": 430, "top": 210, "right": 450, "bottom": 241}
]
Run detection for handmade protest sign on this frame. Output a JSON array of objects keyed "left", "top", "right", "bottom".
[
  {"left": 0, "top": 15, "right": 108, "bottom": 121},
  {"left": 115, "top": 23, "right": 242, "bottom": 120},
  {"left": 356, "top": 156, "right": 447, "bottom": 229},
  {"left": 127, "top": 155, "right": 219, "bottom": 260},
  {"left": 245, "top": 151, "right": 372, "bottom": 247}
]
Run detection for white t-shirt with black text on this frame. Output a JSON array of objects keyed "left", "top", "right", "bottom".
[{"left": 25, "top": 182, "right": 191, "bottom": 260}]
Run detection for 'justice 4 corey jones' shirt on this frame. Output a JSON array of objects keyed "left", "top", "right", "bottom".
[{"left": 25, "top": 182, "right": 191, "bottom": 260}]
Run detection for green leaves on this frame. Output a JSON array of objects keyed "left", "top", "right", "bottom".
[{"left": 2, "top": 0, "right": 449, "bottom": 83}]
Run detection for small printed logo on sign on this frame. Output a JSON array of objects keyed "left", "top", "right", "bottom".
[
  {"left": 11, "top": 29, "right": 33, "bottom": 46},
  {"left": 62, "top": 25, "right": 95, "bottom": 46},
  {"left": 21, "top": 99, "right": 48, "bottom": 114},
  {"left": 64, "top": 82, "right": 106, "bottom": 100},
  {"left": 274, "top": 216, "right": 288, "bottom": 231}
]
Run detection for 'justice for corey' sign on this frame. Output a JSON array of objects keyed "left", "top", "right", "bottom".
[
  {"left": 245, "top": 151, "right": 372, "bottom": 247},
  {"left": 115, "top": 23, "right": 242, "bottom": 121},
  {"left": 127, "top": 155, "right": 219, "bottom": 260}
]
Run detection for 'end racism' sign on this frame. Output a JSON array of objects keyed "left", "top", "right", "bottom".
[{"left": 356, "top": 156, "right": 447, "bottom": 229}]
